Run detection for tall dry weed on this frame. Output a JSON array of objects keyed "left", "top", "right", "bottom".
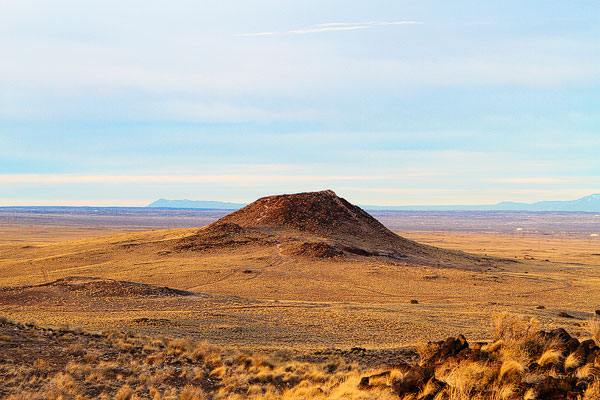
[
  {"left": 490, "top": 313, "right": 539, "bottom": 344},
  {"left": 584, "top": 318, "right": 600, "bottom": 345}
]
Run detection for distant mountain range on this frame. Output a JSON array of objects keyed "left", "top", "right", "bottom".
[
  {"left": 148, "top": 194, "right": 600, "bottom": 212},
  {"left": 147, "top": 199, "right": 247, "bottom": 210}
]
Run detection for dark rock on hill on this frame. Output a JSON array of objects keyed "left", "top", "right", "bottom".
[
  {"left": 359, "top": 328, "right": 600, "bottom": 399},
  {"left": 0, "top": 276, "right": 192, "bottom": 305},
  {"left": 176, "top": 222, "right": 274, "bottom": 251},
  {"left": 218, "top": 190, "right": 396, "bottom": 238}
]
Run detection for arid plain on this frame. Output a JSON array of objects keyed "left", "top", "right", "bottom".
[{"left": 1, "top": 194, "right": 598, "bottom": 351}]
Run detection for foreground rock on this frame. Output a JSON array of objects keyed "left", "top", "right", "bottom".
[{"left": 359, "top": 326, "right": 600, "bottom": 399}]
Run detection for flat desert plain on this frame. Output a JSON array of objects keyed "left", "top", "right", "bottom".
[{"left": 0, "top": 205, "right": 599, "bottom": 350}]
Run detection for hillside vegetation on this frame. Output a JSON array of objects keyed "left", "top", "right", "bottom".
[{"left": 1, "top": 314, "right": 599, "bottom": 399}]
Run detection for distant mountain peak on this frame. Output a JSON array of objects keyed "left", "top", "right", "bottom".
[
  {"left": 147, "top": 199, "right": 246, "bottom": 210},
  {"left": 148, "top": 193, "right": 600, "bottom": 212}
]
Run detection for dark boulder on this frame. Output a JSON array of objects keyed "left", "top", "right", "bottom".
[{"left": 392, "top": 366, "right": 434, "bottom": 396}]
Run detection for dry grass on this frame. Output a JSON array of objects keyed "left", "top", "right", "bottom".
[
  {"left": 1, "top": 219, "right": 598, "bottom": 351},
  {"left": 490, "top": 312, "right": 539, "bottom": 343},
  {"left": 2, "top": 210, "right": 600, "bottom": 398},
  {"left": 565, "top": 351, "right": 584, "bottom": 371},
  {"left": 2, "top": 311, "right": 600, "bottom": 399},
  {"left": 585, "top": 318, "right": 600, "bottom": 345},
  {"left": 583, "top": 381, "right": 600, "bottom": 400},
  {"left": 0, "top": 317, "right": 403, "bottom": 399}
]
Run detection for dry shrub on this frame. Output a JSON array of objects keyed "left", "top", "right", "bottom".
[
  {"left": 65, "top": 361, "right": 92, "bottom": 379},
  {"left": 523, "top": 388, "right": 537, "bottom": 400},
  {"left": 115, "top": 384, "right": 134, "bottom": 400},
  {"left": 204, "top": 352, "right": 223, "bottom": 369},
  {"left": 490, "top": 313, "right": 539, "bottom": 343},
  {"left": 67, "top": 342, "right": 86, "bottom": 357},
  {"left": 583, "top": 380, "right": 600, "bottom": 400},
  {"left": 139, "top": 369, "right": 169, "bottom": 386},
  {"left": 179, "top": 385, "right": 207, "bottom": 400},
  {"left": 7, "top": 314, "right": 598, "bottom": 400},
  {"left": 576, "top": 364, "right": 600, "bottom": 379},
  {"left": 142, "top": 344, "right": 160, "bottom": 353},
  {"left": 43, "top": 372, "right": 78, "bottom": 399},
  {"left": 167, "top": 337, "right": 191, "bottom": 355},
  {"left": 97, "top": 360, "right": 120, "bottom": 374},
  {"left": 30, "top": 358, "right": 51, "bottom": 376},
  {"left": 537, "top": 349, "right": 564, "bottom": 368},
  {"left": 113, "top": 338, "right": 136, "bottom": 353},
  {"left": 419, "top": 378, "right": 442, "bottom": 399},
  {"left": 209, "top": 365, "right": 227, "bottom": 379},
  {"left": 585, "top": 318, "right": 600, "bottom": 345},
  {"left": 565, "top": 351, "right": 584, "bottom": 371},
  {"left": 325, "top": 372, "right": 397, "bottom": 400},
  {"left": 190, "top": 366, "right": 206, "bottom": 382},
  {"left": 499, "top": 358, "right": 526, "bottom": 381},
  {"left": 437, "top": 361, "right": 489, "bottom": 397},
  {"left": 521, "top": 373, "right": 546, "bottom": 385},
  {"left": 415, "top": 339, "right": 439, "bottom": 365},
  {"left": 145, "top": 352, "right": 165, "bottom": 366},
  {"left": 494, "top": 383, "right": 517, "bottom": 400},
  {"left": 185, "top": 341, "right": 215, "bottom": 362},
  {"left": 83, "top": 351, "right": 99, "bottom": 363}
]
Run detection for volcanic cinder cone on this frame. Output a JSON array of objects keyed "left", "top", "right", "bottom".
[{"left": 196, "top": 190, "right": 497, "bottom": 268}]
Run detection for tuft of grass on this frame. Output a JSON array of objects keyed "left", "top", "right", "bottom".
[
  {"left": 584, "top": 318, "right": 600, "bottom": 345},
  {"left": 537, "top": 349, "right": 564, "bottom": 368},
  {"left": 115, "top": 384, "right": 134, "bottom": 400},
  {"left": 499, "top": 358, "right": 526, "bottom": 380},
  {"left": 490, "top": 313, "right": 539, "bottom": 343},
  {"left": 66, "top": 342, "right": 86, "bottom": 357},
  {"left": 415, "top": 339, "right": 439, "bottom": 365},
  {"left": 565, "top": 352, "right": 584, "bottom": 371},
  {"left": 179, "top": 385, "right": 207, "bottom": 400},
  {"left": 583, "top": 380, "right": 600, "bottom": 400}
]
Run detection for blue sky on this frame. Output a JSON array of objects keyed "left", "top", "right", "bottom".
[{"left": 1, "top": 0, "right": 599, "bottom": 206}]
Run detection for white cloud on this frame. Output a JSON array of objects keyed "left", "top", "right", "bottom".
[
  {"left": 236, "top": 21, "right": 423, "bottom": 37},
  {"left": 494, "top": 176, "right": 600, "bottom": 185},
  {"left": 0, "top": 198, "right": 148, "bottom": 207},
  {"left": 0, "top": 173, "right": 401, "bottom": 185}
]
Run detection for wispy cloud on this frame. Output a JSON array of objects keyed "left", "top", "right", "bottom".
[
  {"left": 0, "top": 173, "right": 401, "bottom": 185},
  {"left": 236, "top": 21, "right": 423, "bottom": 37},
  {"left": 494, "top": 176, "right": 600, "bottom": 184}
]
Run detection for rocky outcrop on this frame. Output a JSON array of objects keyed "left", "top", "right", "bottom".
[{"left": 359, "top": 328, "right": 600, "bottom": 399}]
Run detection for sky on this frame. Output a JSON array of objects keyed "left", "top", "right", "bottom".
[{"left": 1, "top": 0, "right": 599, "bottom": 206}]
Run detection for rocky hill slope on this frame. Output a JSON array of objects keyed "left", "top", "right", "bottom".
[{"left": 181, "top": 190, "right": 501, "bottom": 268}]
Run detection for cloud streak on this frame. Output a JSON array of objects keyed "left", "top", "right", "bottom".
[
  {"left": 0, "top": 173, "right": 403, "bottom": 185},
  {"left": 494, "top": 176, "right": 600, "bottom": 184},
  {"left": 236, "top": 21, "right": 423, "bottom": 37}
]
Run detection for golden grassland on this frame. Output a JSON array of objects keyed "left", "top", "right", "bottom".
[
  {"left": 1, "top": 314, "right": 600, "bottom": 399},
  {"left": 0, "top": 225, "right": 598, "bottom": 349},
  {"left": 1, "top": 211, "right": 600, "bottom": 398},
  {"left": 400, "top": 230, "right": 600, "bottom": 266}
]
